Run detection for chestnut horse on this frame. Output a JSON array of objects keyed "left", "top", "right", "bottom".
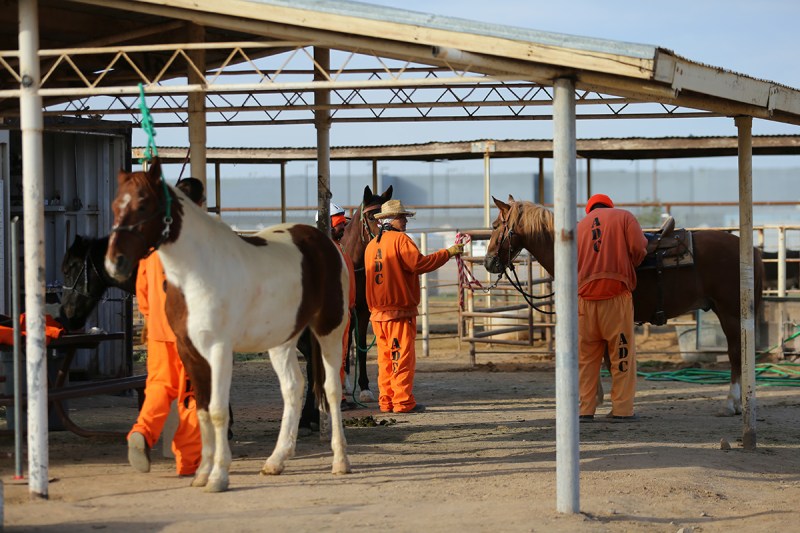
[
  {"left": 484, "top": 197, "right": 763, "bottom": 416},
  {"left": 105, "top": 159, "right": 351, "bottom": 492}
]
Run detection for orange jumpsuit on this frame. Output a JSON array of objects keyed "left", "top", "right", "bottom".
[
  {"left": 577, "top": 207, "right": 647, "bottom": 417},
  {"left": 129, "top": 252, "right": 201, "bottom": 475},
  {"left": 365, "top": 230, "right": 449, "bottom": 413}
]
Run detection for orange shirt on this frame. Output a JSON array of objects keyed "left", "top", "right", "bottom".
[
  {"left": 136, "top": 252, "right": 176, "bottom": 343},
  {"left": 365, "top": 230, "right": 450, "bottom": 321},
  {"left": 577, "top": 207, "right": 647, "bottom": 300}
]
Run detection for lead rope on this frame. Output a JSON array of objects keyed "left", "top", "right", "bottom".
[
  {"left": 454, "top": 232, "right": 505, "bottom": 310},
  {"left": 137, "top": 83, "right": 172, "bottom": 244}
]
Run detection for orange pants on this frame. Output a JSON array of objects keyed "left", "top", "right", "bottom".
[
  {"left": 129, "top": 338, "right": 201, "bottom": 475},
  {"left": 578, "top": 291, "right": 637, "bottom": 417},
  {"left": 371, "top": 317, "right": 417, "bottom": 413}
]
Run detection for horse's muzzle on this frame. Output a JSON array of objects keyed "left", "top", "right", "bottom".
[
  {"left": 484, "top": 255, "right": 504, "bottom": 274},
  {"left": 106, "top": 254, "right": 133, "bottom": 282}
]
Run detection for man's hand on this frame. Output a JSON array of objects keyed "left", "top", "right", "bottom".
[{"left": 447, "top": 243, "right": 465, "bottom": 257}]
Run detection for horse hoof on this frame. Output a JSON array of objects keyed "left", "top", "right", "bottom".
[
  {"left": 358, "top": 389, "right": 376, "bottom": 403},
  {"left": 718, "top": 406, "right": 737, "bottom": 417},
  {"left": 332, "top": 459, "right": 351, "bottom": 475},
  {"left": 260, "top": 462, "right": 285, "bottom": 476},
  {"left": 191, "top": 473, "right": 209, "bottom": 487},
  {"left": 204, "top": 478, "right": 229, "bottom": 493}
]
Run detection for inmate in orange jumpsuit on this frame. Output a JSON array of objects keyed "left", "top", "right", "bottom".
[
  {"left": 365, "top": 230, "right": 450, "bottom": 413},
  {"left": 129, "top": 251, "right": 201, "bottom": 475},
  {"left": 577, "top": 203, "right": 647, "bottom": 418}
]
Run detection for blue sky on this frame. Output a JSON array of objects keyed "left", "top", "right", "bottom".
[{"left": 147, "top": 1, "right": 800, "bottom": 179}]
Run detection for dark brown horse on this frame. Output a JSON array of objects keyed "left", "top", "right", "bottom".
[
  {"left": 484, "top": 197, "right": 763, "bottom": 416},
  {"left": 340, "top": 185, "right": 393, "bottom": 401}
]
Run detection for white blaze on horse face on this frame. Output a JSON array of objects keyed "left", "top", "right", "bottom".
[{"left": 117, "top": 192, "right": 132, "bottom": 213}]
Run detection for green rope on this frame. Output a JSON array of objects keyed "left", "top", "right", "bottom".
[
  {"left": 137, "top": 83, "right": 172, "bottom": 222},
  {"left": 601, "top": 363, "right": 800, "bottom": 386}
]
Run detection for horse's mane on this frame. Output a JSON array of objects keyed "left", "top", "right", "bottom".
[{"left": 511, "top": 201, "right": 554, "bottom": 248}]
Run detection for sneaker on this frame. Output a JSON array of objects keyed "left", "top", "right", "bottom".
[
  {"left": 579, "top": 414, "right": 594, "bottom": 422},
  {"left": 395, "top": 404, "right": 426, "bottom": 414},
  {"left": 127, "top": 431, "right": 151, "bottom": 473}
]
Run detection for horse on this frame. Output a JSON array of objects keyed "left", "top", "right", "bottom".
[
  {"left": 340, "top": 184, "right": 393, "bottom": 400},
  {"left": 483, "top": 196, "right": 764, "bottom": 416},
  {"left": 297, "top": 185, "right": 392, "bottom": 431},
  {"left": 762, "top": 249, "right": 800, "bottom": 290},
  {"left": 59, "top": 235, "right": 136, "bottom": 331},
  {"left": 105, "top": 159, "right": 351, "bottom": 492}
]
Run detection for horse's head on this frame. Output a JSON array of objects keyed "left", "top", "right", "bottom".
[
  {"left": 484, "top": 196, "right": 522, "bottom": 273},
  {"left": 106, "top": 158, "right": 178, "bottom": 281},
  {"left": 359, "top": 184, "right": 393, "bottom": 239},
  {"left": 59, "top": 235, "right": 101, "bottom": 330}
]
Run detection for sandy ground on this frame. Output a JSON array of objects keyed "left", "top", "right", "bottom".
[{"left": 2, "top": 330, "right": 800, "bottom": 532}]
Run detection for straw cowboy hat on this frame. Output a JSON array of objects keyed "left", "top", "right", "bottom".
[{"left": 374, "top": 199, "right": 416, "bottom": 220}]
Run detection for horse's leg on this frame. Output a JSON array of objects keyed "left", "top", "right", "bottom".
[
  {"left": 261, "top": 341, "right": 304, "bottom": 475},
  {"left": 718, "top": 312, "right": 743, "bottom": 416},
  {"left": 204, "top": 343, "right": 233, "bottom": 493},
  {"left": 191, "top": 408, "right": 214, "bottom": 488},
  {"left": 317, "top": 329, "right": 351, "bottom": 475},
  {"left": 296, "top": 328, "right": 320, "bottom": 433},
  {"left": 356, "top": 307, "right": 375, "bottom": 402}
]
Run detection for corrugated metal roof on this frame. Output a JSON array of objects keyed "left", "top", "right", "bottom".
[{"left": 248, "top": 0, "right": 659, "bottom": 60}]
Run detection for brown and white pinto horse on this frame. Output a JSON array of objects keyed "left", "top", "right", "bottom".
[
  {"left": 484, "top": 196, "right": 763, "bottom": 416},
  {"left": 105, "top": 160, "right": 351, "bottom": 492}
]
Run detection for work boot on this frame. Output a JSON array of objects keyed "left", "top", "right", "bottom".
[{"left": 128, "top": 431, "right": 151, "bottom": 473}]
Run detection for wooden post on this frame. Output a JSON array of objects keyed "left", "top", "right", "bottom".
[
  {"left": 314, "top": 48, "right": 331, "bottom": 235},
  {"left": 187, "top": 23, "right": 207, "bottom": 190}
]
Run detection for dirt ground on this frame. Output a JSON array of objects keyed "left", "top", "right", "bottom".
[{"left": 2, "top": 329, "right": 800, "bottom": 532}]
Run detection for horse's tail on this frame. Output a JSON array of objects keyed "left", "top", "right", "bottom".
[{"left": 311, "top": 335, "right": 329, "bottom": 413}]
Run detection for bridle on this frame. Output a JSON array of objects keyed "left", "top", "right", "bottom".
[
  {"left": 62, "top": 249, "right": 104, "bottom": 299},
  {"left": 491, "top": 205, "right": 555, "bottom": 314},
  {"left": 359, "top": 202, "right": 382, "bottom": 244}
]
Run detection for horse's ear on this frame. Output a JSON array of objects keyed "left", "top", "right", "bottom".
[
  {"left": 507, "top": 194, "right": 516, "bottom": 203},
  {"left": 363, "top": 185, "right": 373, "bottom": 204},
  {"left": 493, "top": 196, "right": 510, "bottom": 212},
  {"left": 116, "top": 168, "right": 129, "bottom": 185},
  {"left": 147, "top": 157, "right": 162, "bottom": 183},
  {"left": 383, "top": 184, "right": 393, "bottom": 200}
]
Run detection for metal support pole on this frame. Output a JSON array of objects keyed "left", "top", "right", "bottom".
[
  {"left": 538, "top": 157, "right": 545, "bottom": 204},
  {"left": 372, "top": 159, "right": 378, "bottom": 193},
  {"left": 19, "top": 0, "right": 48, "bottom": 498},
  {"left": 280, "top": 162, "right": 287, "bottom": 223},
  {"left": 314, "top": 47, "right": 331, "bottom": 235},
  {"left": 736, "top": 115, "right": 757, "bottom": 451},
  {"left": 420, "top": 232, "right": 429, "bottom": 357},
  {"left": 553, "top": 77, "right": 579, "bottom": 513},
  {"left": 483, "top": 148, "right": 492, "bottom": 228},
  {"left": 214, "top": 162, "right": 221, "bottom": 217},
  {"left": 11, "top": 218, "right": 23, "bottom": 480},
  {"left": 187, "top": 23, "right": 207, "bottom": 189}
]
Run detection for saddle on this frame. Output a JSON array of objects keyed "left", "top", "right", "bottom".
[
  {"left": 638, "top": 216, "right": 694, "bottom": 270},
  {"left": 636, "top": 216, "right": 695, "bottom": 326}
]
